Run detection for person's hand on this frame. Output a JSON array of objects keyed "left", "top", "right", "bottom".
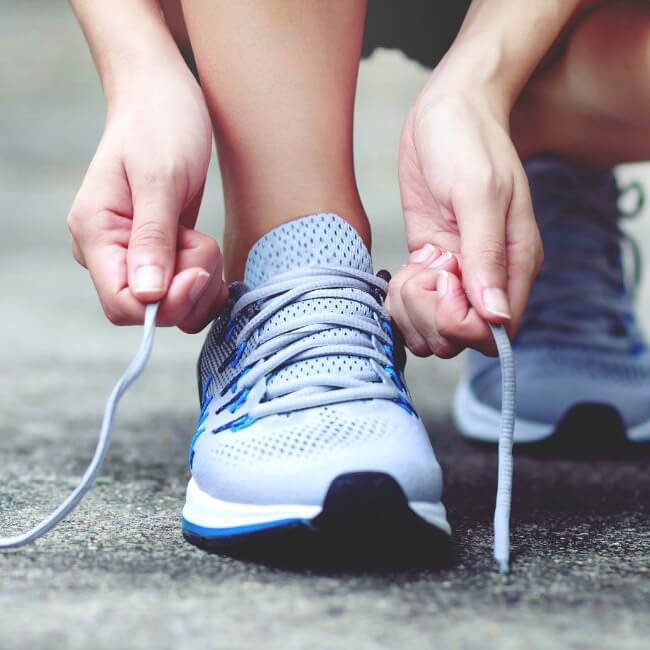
[
  {"left": 67, "top": 65, "right": 226, "bottom": 332},
  {"left": 389, "top": 88, "right": 543, "bottom": 357}
]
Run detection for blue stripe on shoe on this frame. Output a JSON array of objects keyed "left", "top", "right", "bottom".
[{"left": 181, "top": 516, "right": 307, "bottom": 539}]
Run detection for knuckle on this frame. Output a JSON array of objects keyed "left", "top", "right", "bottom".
[
  {"left": 70, "top": 240, "right": 85, "bottom": 267},
  {"left": 432, "top": 338, "right": 461, "bottom": 359},
  {"left": 66, "top": 198, "right": 92, "bottom": 234},
  {"left": 140, "top": 160, "right": 188, "bottom": 195},
  {"left": 130, "top": 220, "right": 173, "bottom": 251},
  {"left": 179, "top": 320, "right": 206, "bottom": 335},
  {"left": 66, "top": 210, "right": 79, "bottom": 234},
  {"left": 510, "top": 236, "right": 544, "bottom": 279},
  {"left": 474, "top": 166, "right": 509, "bottom": 202},
  {"left": 399, "top": 278, "right": 418, "bottom": 306},
  {"left": 436, "top": 318, "right": 455, "bottom": 341},
  {"left": 143, "top": 161, "right": 181, "bottom": 185},
  {"left": 67, "top": 204, "right": 121, "bottom": 247},
  {"left": 205, "top": 237, "right": 221, "bottom": 264},
  {"left": 479, "top": 239, "right": 507, "bottom": 270},
  {"left": 92, "top": 208, "right": 120, "bottom": 232},
  {"left": 407, "top": 338, "right": 431, "bottom": 357}
]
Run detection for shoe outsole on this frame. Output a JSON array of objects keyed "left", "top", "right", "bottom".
[
  {"left": 182, "top": 472, "right": 453, "bottom": 568},
  {"left": 454, "top": 377, "right": 650, "bottom": 446}
]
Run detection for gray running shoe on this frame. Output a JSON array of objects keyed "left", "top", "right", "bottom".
[
  {"left": 454, "top": 155, "right": 650, "bottom": 444},
  {"left": 182, "top": 214, "right": 450, "bottom": 558}
]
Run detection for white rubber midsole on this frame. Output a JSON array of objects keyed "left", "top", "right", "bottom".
[
  {"left": 453, "top": 376, "right": 650, "bottom": 443},
  {"left": 182, "top": 478, "right": 452, "bottom": 535}
]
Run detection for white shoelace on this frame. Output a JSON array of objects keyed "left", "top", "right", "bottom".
[
  {"left": 216, "top": 268, "right": 408, "bottom": 422},
  {"left": 0, "top": 303, "right": 159, "bottom": 549},
  {"left": 0, "top": 300, "right": 516, "bottom": 574},
  {"left": 489, "top": 323, "right": 516, "bottom": 574}
]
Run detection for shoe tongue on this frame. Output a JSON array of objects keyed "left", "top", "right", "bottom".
[
  {"left": 242, "top": 214, "right": 378, "bottom": 394},
  {"left": 244, "top": 213, "right": 373, "bottom": 288}
]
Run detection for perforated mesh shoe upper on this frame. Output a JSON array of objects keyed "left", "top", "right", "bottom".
[{"left": 190, "top": 214, "right": 445, "bottom": 506}]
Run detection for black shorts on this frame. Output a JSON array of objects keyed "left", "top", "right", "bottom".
[{"left": 362, "top": 0, "right": 470, "bottom": 69}]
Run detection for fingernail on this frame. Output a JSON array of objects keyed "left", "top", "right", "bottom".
[
  {"left": 437, "top": 270, "right": 449, "bottom": 297},
  {"left": 134, "top": 265, "right": 164, "bottom": 294},
  {"left": 409, "top": 243, "right": 437, "bottom": 264},
  {"left": 483, "top": 287, "right": 512, "bottom": 319},
  {"left": 428, "top": 250, "right": 452, "bottom": 269},
  {"left": 189, "top": 270, "right": 211, "bottom": 302}
]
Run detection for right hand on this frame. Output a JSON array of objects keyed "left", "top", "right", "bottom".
[{"left": 67, "top": 66, "right": 226, "bottom": 332}]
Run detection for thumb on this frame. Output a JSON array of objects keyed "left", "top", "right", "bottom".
[
  {"left": 127, "top": 174, "right": 183, "bottom": 302},
  {"left": 455, "top": 184, "right": 512, "bottom": 324}
]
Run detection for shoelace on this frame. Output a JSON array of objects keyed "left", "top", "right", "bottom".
[
  {"left": 0, "top": 303, "right": 159, "bottom": 549},
  {"left": 210, "top": 268, "right": 409, "bottom": 424},
  {"left": 0, "top": 282, "right": 516, "bottom": 573}
]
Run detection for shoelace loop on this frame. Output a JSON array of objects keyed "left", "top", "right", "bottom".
[{"left": 213, "top": 267, "right": 410, "bottom": 423}]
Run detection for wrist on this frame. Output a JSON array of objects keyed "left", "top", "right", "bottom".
[
  {"left": 432, "top": 47, "right": 515, "bottom": 117},
  {"left": 103, "top": 49, "right": 195, "bottom": 111},
  {"left": 422, "top": 0, "right": 586, "bottom": 118},
  {"left": 101, "top": 36, "right": 194, "bottom": 108},
  {"left": 418, "top": 61, "right": 511, "bottom": 129},
  {"left": 72, "top": 0, "right": 192, "bottom": 106}
]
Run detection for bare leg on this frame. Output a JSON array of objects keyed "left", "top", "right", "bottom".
[
  {"left": 512, "top": 1, "right": 650, "bottom": 167},
  {"left": 172, "top": 0, "right": 368, "bottom": 281}
]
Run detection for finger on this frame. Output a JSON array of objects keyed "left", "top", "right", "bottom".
[
  {"left": 433, "top": 270, "right": 497, "bottom": 356},
  {"left": 67, "top": 151, "right": 132, "bottom": 271},
  {"left": 387, "top": 247, "right": 445, "bottom": 355},
  {"left": 127, "top": 170, "right": 183, "bottom": 302},
  {"left": 399, "top": 260, "right": 466, "bottom": 358},
  {"left": 154, "top": 267, "right": 211, "bottom": 326},
  {"left": 453, "top": 168, "right": 513, "bottom": 325},
  {"left": 391, "top": 252, "right": 459, "bottom": 356},
  {"left": 179, "top": 182, "right": 205, "bottom": 230},
  {"left": 179, "top": 279, "right": 229, "bottom": 334},
  {"left": 408, "top": 243, "right": 442, "bottom": 265},
  {"left": 70, "top": 235, "right": 86, "bottom": 267},
  {"left": 388, "top": 265, "right": 431, "bottom": 356},
  {"left": 504, "top": 171, "right": 543, "bottom": 336},
  {"left": 176, "top": 228, "right": 227, "bottom": 332},
  {"left": 155, "top": 226, "right": 223, "bottom": 325},
  {"left": 83, "top": 240, "right": 146, "bottom": 326}
]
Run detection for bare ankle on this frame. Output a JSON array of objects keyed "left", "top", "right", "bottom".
[{"left": 223, "top": 202, "right": 370, "bottom": 283}]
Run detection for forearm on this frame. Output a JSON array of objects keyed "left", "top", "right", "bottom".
[
  {"left": 70, "top": 0, "right": 188, "bottom": 104},
  {"left": 428, "top": 0, "right": 591, "bottom": 116}
]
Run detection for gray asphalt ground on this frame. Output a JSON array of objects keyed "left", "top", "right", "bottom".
[{"left": 2, "top": 3, "right": 650, "bottom": 649}]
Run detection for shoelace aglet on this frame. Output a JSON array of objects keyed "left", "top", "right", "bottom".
[{"left": 495, "top": 553, "right": 509, "bottom": 575}]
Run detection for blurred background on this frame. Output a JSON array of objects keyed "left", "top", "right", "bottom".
[{"left": 3, "top": 2, "right": 650, "bottom": 409}]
